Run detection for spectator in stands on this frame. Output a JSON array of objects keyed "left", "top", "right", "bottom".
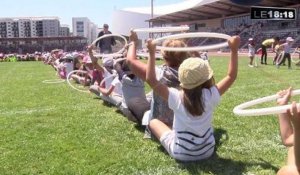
[
  {"left": 96, "top": 24, "right": 116, "bottom": 54},
  {"left": 276, "top": 87, "right": 300, "bottom": 175},
  {"left": 261, "top": 37, "right": 280, "bottom": 65}
]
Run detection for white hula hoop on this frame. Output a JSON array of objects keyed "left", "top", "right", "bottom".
[
  {"left": 233, "top": 89, "right": 300, "bottom": 116},
  {"left": 100, "top": 73, "right": 117, "bottom": 87},
  {"left": 67, "top": 70, "right": 92, "bottom": 93},
  {"left": 276, "top": 51, "right": 285, "bottom": 65},
  {"left": 93, "top": 52, "right": 124, "bottom": 58},
  {"left": 133, "top": 26, "right": 190, "bottom": 33},
  {"left": 137, "top": 52, "right": 163, "bottom": 59},
  {"left": 153, "top": 32, "right": 231, "bottom": 51},
  {"left": 291, "top": 49, "right": 300, "bottom": 64},
  {"left": 91, "top": 34, "right": 127, "bottom": 57},
  {"left": 42, "top": 79, "right": 65, "bottom": 84}
]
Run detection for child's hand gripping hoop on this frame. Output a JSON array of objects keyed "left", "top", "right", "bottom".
[
  {"left": 91, "top": 34, "right": 128, "bottom": 58},
  {"left": 233, "top": 89, "right": 300, "bottom": 116},
  {"left": 132, "top": 26, "right": 190, "bottom": 33},
  {"left": 67, "top": 70, "right": 92, "bottom": 93},
  {"left": 152, "top": 32, "right": 231, "bottom": 51}
]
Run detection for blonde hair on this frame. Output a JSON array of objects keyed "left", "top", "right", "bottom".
[{"left": 161, "top": 39, "right": 188, "bottom": 67}]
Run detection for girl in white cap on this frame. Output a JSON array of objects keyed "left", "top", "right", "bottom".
[
  {"left": 277, "top": 37, "right": 294, "bottom": 69},
  {"left": 145, "top": 36, "right": 240, "bottom": 161},
  {"left": 248, "top": 38, "right": 255, "bottom": 67}
]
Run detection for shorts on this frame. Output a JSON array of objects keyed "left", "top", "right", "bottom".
[
  {"left": 160, "top": 130, "right": 215, "bottom": 162},
  {"left": 160, "top": 130, "right": 175, "bottom": 155},
  {"left": 100, "top": 93, "right": 123, "bottom": 107},
  {"left": 248, "top": 52, "right": 255, "bottom": 57}
]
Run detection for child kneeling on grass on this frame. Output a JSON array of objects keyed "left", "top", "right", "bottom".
[
  {"left": 276, "top": 87, "right": 300, "bottom": 175},
  {"left": 145, "top": 36, "right": 240, "bottom": 161}
]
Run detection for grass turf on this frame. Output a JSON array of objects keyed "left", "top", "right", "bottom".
[{"left": 1, "top": 57, "right": 299, "bottom": 175}]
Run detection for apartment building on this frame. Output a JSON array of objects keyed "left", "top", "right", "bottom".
[
  {"left": 0, "top": 17, "right": 60, "bottom": 38},
  {"left": 72, "top": 17, "right": 98, "bottom": 44}
]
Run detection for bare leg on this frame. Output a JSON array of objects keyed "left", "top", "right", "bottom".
[
  {"left": 249, "top": 56, "right": 254, "bottom": 65},
  {"left": 149, "top": 119, "right": 172, "bottom": 139}
]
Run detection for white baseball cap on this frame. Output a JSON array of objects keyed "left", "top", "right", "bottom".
[{"left": 286, "top": 37, "right": 294, "bottom": 42}]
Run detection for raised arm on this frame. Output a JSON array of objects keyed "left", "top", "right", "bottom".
[
  {"left": 145, "top": 39, "right": 169, "bottom": 101},
  {"left": 216, "top": 36, "right": 240, "bottom": 95},
  {"left": 87, "top": 45, "right": 104, "bottom": 73},
  {"left": 126, "top": 31, "right": 147, "bottom": 81},
  {"left": 277, "top": 87, "right": 294, "bottom": 146},
  {"left": 289, "top": 102, "right": 300, "bottom": 171},
  {"left": 99, "top": 85, "right": 114, "bottom": 96}
]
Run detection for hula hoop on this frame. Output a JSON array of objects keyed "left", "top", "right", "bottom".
[
  {"left": 276, "top": 51, "right": 285, "bottom": 65},
  {"left": 67, "top": 70, "right": 92, "bottom": 93},
  {"left": 152, "top": 32, "right": 231, "bottom": 51},
  {"left": 93, "top": 52, "right": 124, "bottom": 58},
  {"left": 137, "top": 52, "right": 163, "bottom": 59},
  {"left": 91, "top": 34, "right": 127, "bottom": 57},
  {"left": 291, "top": 49, "right": 300, "bottom": 64},
  {"left": 42, "top": 79, "right": 65, "bottom": 84},
  {"left": 233, "top": 89, "right": 300, "bottom": 116},
  {"left": 133, "top": 26, "right": 189, "bottom": 33},
  {"left": 100, "top": 73, "right": 117, "bottom": 87}
]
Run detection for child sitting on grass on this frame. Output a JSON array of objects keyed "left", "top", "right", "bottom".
[
  {"left": 276, "top": 87, "right": 300, "bottom": 175},
  {"left": 144, "top": 36, "right": 240, "bottom": 161}
]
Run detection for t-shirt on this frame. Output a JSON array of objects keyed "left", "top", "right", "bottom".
[
  {"left": 151, "top": 65, "right": 180, "bottom": 127},
  {"left": 282, "top": 43, "right": 292, "bottom": 53},
  {"left": 248, "top": 44, "right": 255, "bottom": 56},
  {"left": 262, "top": 39, "right": 275, "bottom": 47},
  {"left": 64, "top": 62, "right": 73, "bottom": 76},
  {"left": 168, "top": 86, "right": 220, "bottom": 159},
  {"left": 122, "top": 75, "right": 146, "bottom": 105},
  {"left": 121, "top": 75, "right": 150, "bottom": 118},
  {"left": 96, "top": 31, "right": 116, "bottom": 54},
  {"left": 111, "top": 76, "right": 122, "bottom": 96},
  {"left": 103, "top": 69, "right": 114, "bottom": 89}
]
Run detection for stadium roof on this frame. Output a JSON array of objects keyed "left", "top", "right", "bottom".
[
  {"left": 123, "top": 0, "right": 219, "bottom": 16},
  {"left": 148, "top": 0, "right": 299, "bottom": 23}
]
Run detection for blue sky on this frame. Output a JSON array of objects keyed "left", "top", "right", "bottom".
[{"left": 1, "top": 0, "right": 183, "bottom": 30}]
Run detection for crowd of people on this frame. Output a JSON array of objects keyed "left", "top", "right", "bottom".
[
  {"left": 40, "top": 23, "right": 300, "bottom": 174},
  {"left": 0, "top": 52, "right": 47, "bottom": 62},
  {"left": 247, "top": 36, "right": 300, "bottom": 69}
]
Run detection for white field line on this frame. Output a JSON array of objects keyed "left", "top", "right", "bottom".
[{"left": 0, "top": 107, "right": 54, "bottom": 116}]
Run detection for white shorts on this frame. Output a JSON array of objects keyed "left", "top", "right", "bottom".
[
  {"left": 248, "top": 52, "right": 255, "bottom": 57},
  {"left": 160, "top": 130, "right": 215, "bottom": 162},
  {"left": 160, "top": 130, "right": 175, "bottom": 155}
]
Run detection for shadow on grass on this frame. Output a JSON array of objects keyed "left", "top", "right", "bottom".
[{"left": 158, "top": 128, "right": 279, "bottom": 175}]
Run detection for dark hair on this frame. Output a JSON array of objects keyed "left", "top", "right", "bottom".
[
  {"left": 274, "top": 37, "right": 280, "bottom": 42},
  {"left": 182, "top": 77, "right": 215, "bottom": 116},
  {"left": 103, "top": 24, "right": 109, "bottom": 28}
]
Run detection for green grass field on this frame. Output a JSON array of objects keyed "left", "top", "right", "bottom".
[{"left": 1, "top": 57, "right": 300, "bottom": 175}]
